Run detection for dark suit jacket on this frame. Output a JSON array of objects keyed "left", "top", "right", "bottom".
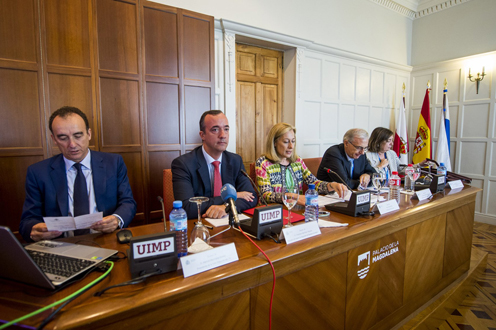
[
  {"left": 20, "top": 151, "right": 137, "bottom": 242},
  {"left": 171, "top": 146, "right": 258, "bottom": 219},
  {"left": 317, "top": 143, "right": 376, "bottom": 189}
]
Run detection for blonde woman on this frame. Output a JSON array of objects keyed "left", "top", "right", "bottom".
[{"left": 255, "top": 123, "right": 347, "bottom": 206}]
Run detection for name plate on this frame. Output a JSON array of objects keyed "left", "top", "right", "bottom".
[
  {"left": 448, "top": 180, "right": 464, "bottom": 189},
  {"left": 180, "top": 243, "right": 239, "bottom": 278},
  {"left": 416, "top": 188, "right": 432, "bottom": 201},
  {"left": 377, "top": 200, "right": 399, "bottom": 215},
  {"left": 281, "top": 221, "right": 321, "bottom": 245}
]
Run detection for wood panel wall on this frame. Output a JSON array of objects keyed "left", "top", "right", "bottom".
[{"left": 0, "top": 0, "right": 214, "bottom": 232}]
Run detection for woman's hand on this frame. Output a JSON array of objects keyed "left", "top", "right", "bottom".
[{"left": 379, "top": 158, "right": 389, "bottom": 169}]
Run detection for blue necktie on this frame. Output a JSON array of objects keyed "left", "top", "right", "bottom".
[
  {"left": 350, "top": 159, "right": 354, "bottom": 178},
  {"left": 73, "top": 163, "right": 90, "bottom": 235}
]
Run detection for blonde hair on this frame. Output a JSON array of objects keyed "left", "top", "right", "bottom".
[{"left": 264, "top": 123, "right": 298, "bottom": 164}]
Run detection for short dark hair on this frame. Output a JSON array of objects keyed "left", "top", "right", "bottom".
[
  {"left": 49, "top": 106, "right": 90, "bottom": 133},
  {"left": 368, "top": 127, "right": 394, "bottom": 153},
  {"left": 199, "top": 110, "right": 224, "bottom": 132}
]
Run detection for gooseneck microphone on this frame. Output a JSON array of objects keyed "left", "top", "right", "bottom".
[
  {"left": 240, "top": 169, "right": 268, "bottom": 206},
  {"left": 157, "top": 196, "right": 167, "bottom": 231},
  {"left": 323, "top": 167, "right": 352, "bottom": 191},
  {"left": 220, "top": 184, "right": 240, "bottom": 224}
]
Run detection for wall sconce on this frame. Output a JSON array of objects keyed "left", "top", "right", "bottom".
[{"left": 467, "top": 67, "right": 486, "bottom": 94}]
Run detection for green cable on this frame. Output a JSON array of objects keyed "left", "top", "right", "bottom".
[{"left": 0, "top": 261, "right": 114, "bottom": 330}]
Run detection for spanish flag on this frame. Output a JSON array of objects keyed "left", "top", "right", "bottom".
[{"left": 412, "top": 87, "right": 431, "bottom": 164}]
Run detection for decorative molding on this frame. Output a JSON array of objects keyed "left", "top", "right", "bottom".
[
  {"left": 224, "top": 32, "right": 235, "bottom": 93},
  {"left": 369, "top": 0, "right": 416, "bottom": 19},
  {"left": 415, "top": 0, "right": 473, "bottom": 18},
  {"left": 296, "top": 48, "right": 305, "bottom": 99},
  {"left": 369, "top": 0, "right": 473, "bottom": 19}
]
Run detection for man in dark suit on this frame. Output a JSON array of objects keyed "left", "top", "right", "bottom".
[
  {"left": 172, "top": 110, "right": 257, "bottom": 219},
  {"left": 317, "top": 128, "right": 376, "bottom": 189},
  {"left": 20, "top": 106, "right": 136, "bottom": 242}
]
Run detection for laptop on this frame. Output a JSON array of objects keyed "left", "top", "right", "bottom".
[{"left": 0, "top": 226, "right": 117, "bottom": 290}]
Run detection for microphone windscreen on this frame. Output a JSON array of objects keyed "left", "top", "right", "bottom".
[{"left": 220, "top": 183, "right": 237, "bottom": 202}]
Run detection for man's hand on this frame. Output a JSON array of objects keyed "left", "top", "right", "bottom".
[
  {"left": 329, "top": 182, "right": 348, "bottom": 198},
  {"left": 91, "top": 215, "right": 119, "bottom": 233},
  {"left": 237, "top": 191, "right": 254, "bottom": 202},
  {"left": 359, "top": 173, "right": 371, "bottom": 187},
  {"left": 30, "top": 223, "right": 62, "bottom": 242},
  {"left": 203, "top": 205, "right": 227, "bottom": 219}
]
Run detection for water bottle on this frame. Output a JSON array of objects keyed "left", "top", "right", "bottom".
[
  {"left": 404, "top": 164, "right": 414, "bottom": 191},
  {"left": 169, "top": 200, "right": 188, "bottom": 257},
  {"left": 305, "top": 183, "right": 319, "bottom": 222},
  {"left": 389, "top": 171, "right": 401, "bottom": 202},
  {"left": 437, "top": 162, "right": 447, "bottom": 179}
]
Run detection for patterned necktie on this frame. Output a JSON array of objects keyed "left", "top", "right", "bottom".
[
  {"left": 73, "top": 163, "right": 90, "bottom": 235},
  {"left": 212, "top": 161, "right": 222, "bottom": 197}
]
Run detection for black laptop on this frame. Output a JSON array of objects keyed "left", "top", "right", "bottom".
[{"left": 0, "top": 226, "right": 117, "bottom": 289}]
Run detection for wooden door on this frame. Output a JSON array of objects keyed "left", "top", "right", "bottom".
[{"left": 236, "top": 44, "right": 282, "bottom": 170}]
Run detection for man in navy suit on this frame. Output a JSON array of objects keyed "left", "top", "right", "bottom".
[
  {"left": 317, "top": 128, "right": 376, "bottom": 189},
  {"left": 20, "top": 106, "right": 137, "bottom": 242},
  {"left": 172, "top": 110, "right": 257, "bottom": 219}
]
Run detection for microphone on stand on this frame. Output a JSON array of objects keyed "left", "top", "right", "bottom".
[
  {"left": 157, "top": 196, "right": 167, "bottom": 231},
  {"left": 240, "top": 169, "right": 268, "bottom": 206},
  {"left": 220, "top": 184, "right": 240, "bottom": 225},
  {"left": 323, "top": 167, "right": 352, "bottom": 191}
]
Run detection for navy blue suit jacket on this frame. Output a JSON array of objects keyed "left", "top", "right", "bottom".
[
  {"left": 20, "top": 151, "right": 137, "bottom": 242},
  {"left": 317, "top": 143, "right": 376, "bottom": 189},
  {"left": 171, "top": 146, "right": 258, "bottom": 219}
]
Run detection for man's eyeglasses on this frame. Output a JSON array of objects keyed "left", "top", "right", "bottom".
[{"left": 347, "top": 140, "right": 368, "bottom": 152}]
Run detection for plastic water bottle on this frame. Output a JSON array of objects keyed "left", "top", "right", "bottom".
[
  {"left": 305, "top": 183, "right": 319, "bottom": 222},
  {"left": 169, "top": 200, "right": 188, "bottom": 257},
  {"left": 389, "top": 171, "right": 401, "bottom": 202},
  {"left": 437, "top": 162, "right": 447, "bottom": 179}
]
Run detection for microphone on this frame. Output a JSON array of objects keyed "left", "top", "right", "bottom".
[
  {"left": 240, "top": 169, "right": 268, "bottom": 206},
  {"left": 157, "top": 196, "right": 167, "bottom": 231},
  {"left": 323, "top": 167, "right": 352, "bottom": 191},
  {"left": 220, "top": 183, "right": 240, "bottom": 224}
]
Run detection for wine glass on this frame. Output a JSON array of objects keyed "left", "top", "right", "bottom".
[
  {"left": 372, "top": 172, "right": 386, "bottom": 203},
  {"left": 407, "top": 165, "right": 421, "bottom": 191},
  {"left": 282, "top": 186, "right": 299, "bottom": 228},
  {"left": 189, "top": 196, "right": 210, "bottom": 245}
]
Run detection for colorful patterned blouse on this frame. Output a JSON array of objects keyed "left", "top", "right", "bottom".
[{"left": 255, "top": 155, "right": 330, "bottom": 204}]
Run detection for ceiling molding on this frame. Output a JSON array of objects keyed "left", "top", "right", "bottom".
[{"left": 369, "top": 0, "right": 473, "bottom": 19}]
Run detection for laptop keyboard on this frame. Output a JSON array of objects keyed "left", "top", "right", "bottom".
[{"left": 27, "top": 250, "right": 96, "bottom": 278}]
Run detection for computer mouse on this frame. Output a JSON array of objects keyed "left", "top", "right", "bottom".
[{"left": 116, "top": 229, "right": 133, "bottom": 244}]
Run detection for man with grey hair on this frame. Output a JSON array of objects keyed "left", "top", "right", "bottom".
[{"left": 317, "top": 128, "right": 376, "bottom": 189}]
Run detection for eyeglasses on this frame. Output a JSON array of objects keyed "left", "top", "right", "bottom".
[{"left": 347, "top": 140, "right": 368, "bottom": 152}]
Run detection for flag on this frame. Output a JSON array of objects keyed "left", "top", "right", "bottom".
[
  {"left": 412, "top": 87, "right": 431, "bottom": 164},
  {"left": 393, "top": 93, "right": 409, "bottom": 164},
  {"left": 435, "top": 88, "right": 451, "bottom": 171}
]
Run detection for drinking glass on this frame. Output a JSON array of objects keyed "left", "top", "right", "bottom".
[
  {"left": 372, "top": 172, "right": 386, "bottom": 202},
  {"left": 282, "top": 186, "right": 299, "bottom": 228},
  {"left": 189, "top": 196, "right": 210, "bottom": 245},
  {"left": 407, "top": 165, "right": 421, "bottom": 190}
]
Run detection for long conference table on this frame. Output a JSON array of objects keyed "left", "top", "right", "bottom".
[{"left": 0, "top": 185, "right": 484, "bottom": 330}]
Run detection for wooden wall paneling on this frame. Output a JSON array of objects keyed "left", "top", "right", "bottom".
[
  {"left": 146, "top": 82, "right": 180, "bottom": 145},
  {"left": 182, "top": 14, "right": 211, "bottom": 82},
  {"left": 443, "top": 202, "right": 475, "bottom": 276},
  {"left": 251, "top": 253, "right": 347, "bottom": 330},
  {"left": 120, "top": 152, "right": 145, "bottom": 226},
  {"left": 236, "top": 81, "right": 256, "bottom": 167},
  {"left": 404, "top": 214, "right": 446, "bottom": 302},
  {"left": 184, "top": 85, "right": 212, "bottom": 146},
  {"left": 96, "top": 0, "right": 138, "bottom": 74}
]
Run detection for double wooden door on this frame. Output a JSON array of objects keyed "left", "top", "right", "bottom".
[{"left": 236, "top": 44, "right": 283, "bottom": 170}]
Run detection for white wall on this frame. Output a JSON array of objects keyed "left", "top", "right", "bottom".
[
  {"left": 410, "top": 52, "right": 496, "bottom": 224},
  {"left": 412, "top": 0, "right": 496, "bottom": 65},
  {"left": 151, "top": 0, "right": 413, "bottom": 66}
]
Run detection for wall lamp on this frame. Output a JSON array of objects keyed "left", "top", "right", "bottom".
[{"left": 467, "top": 67, "right": 486, "bottom": 94}]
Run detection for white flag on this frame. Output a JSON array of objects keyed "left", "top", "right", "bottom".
[
  {"left": 393, "top": 95, "right": 409, "bottom": 164},
  {"left": 435, "top": 88, "right": 451, "bottom": 171}
]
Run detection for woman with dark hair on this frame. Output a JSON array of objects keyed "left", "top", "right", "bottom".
[
  {"left": 366, "top": 127, "right": 401, "bottom": 176},
  {"left": 255, "top": 123, "right": 347, "bottom": 205}
]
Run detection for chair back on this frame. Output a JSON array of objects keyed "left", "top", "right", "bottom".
[
  {"left": 301, "top": 157, "right": 323, "bottom": 193},
  {"left": 162, "top": 169, "right": 175, "bottom": 220}
]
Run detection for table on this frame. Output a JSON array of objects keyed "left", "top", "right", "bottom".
[{"left": 0, "top": 186, "right": 482, "bottom": 329}]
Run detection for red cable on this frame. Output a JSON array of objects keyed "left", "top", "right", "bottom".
[{"left": 238, "top": 226, "right": 276, "bottom": 330}]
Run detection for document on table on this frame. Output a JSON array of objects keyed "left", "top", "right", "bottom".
[
  {"left": 44, "top": 212, "right": 103, "bottom": 231},
  {"left": 206, "top": 213, "right": 251, "bottom": 227},
  {"left": 318, "top": 190, "right": 352, "bottom": 207}
]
